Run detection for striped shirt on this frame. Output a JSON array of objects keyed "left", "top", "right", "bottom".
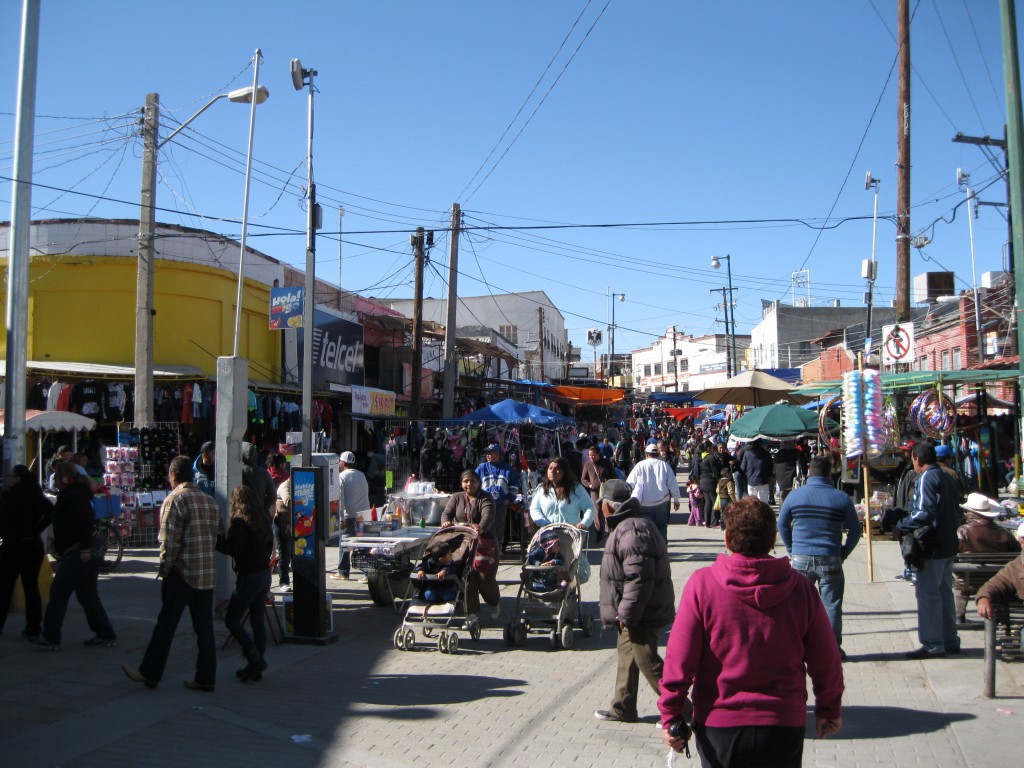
[{"left": 159, "top": 482, "right": 224, "bottom": 590}]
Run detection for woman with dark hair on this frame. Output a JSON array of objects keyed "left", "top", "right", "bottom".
[
  {"left": 0, "top": 465, "right": 53, "bottom": 639},
  {"left": 581, "top": 445, "right": 617, "bottom": 542},
  {"left": 217, "top": 484, "right": 274, "bottom": 682},
  {"left": 659, "top": 497, "right": 843, "bottom": 766},
  {"left": 694, "top": 441, "right": 722, "bottom": 529},
  {"left": 529, "top": 456, "right": 595, "bottom": 530},
  {"left": 441, "top": 469, "right": 500, "bottom": 621}
]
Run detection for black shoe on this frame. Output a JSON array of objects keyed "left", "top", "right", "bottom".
[
  {"left": 30, "top": 635, "right": 58, "bottom": 650},
  {"left": 594, "top": 709, "right": 637, "bottom": 723},
  {"left": 122, "top": 665, "right": 158, "bottom": 688},
  {"left": 839, "top": 648, "right": 848, "bottom": 661},
  {"left": 905, "top": 646, "right": 944, "bottom": 660}
]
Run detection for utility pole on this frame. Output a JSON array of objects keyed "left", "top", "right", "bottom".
[
  {"left": 1000, "top": 0, "right": 1024, "bottom": 469},
  {"left": 711, "top": 287, "right": 732, "bottom": 377},
  {"left": 134, "top": 93, "right": 159, "bottom": 426},
  {"left": 537, "top": 307, "right": 546, "bottom": 382},
  {"left": 895, "top": 0, "right": 912, "bottom": 320},
  {"left": 442, "top": 203, "right": 460, "bottom": 419},
  {"left": 338, "top": 206, "right": 344, "bottom": 293},
  {"left": 410, "top": 228, "right": 426, "bottom": 420},
  {"left": 673, "top": 327, "right": 679, "bottom": 392}
]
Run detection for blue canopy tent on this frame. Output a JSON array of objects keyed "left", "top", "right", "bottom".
[{"left": 452, "top": 398, "right": 574, "bottom": 428}]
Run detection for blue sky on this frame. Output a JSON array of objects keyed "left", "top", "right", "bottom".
[{"left": 1, "top": 1, "right": 1019, "bottom": 359}]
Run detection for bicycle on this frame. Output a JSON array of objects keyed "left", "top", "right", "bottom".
[{"left": 96, "top": 515, "right": 132, "bottom": 573}]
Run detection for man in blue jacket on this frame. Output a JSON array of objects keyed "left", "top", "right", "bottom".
[
  {"left": 896, "top": 442, "right": 961, "bottom": 659},
  {"left": 777, "top": 457, "right": 860, "bottom": 659},
  {"left": 476, "top": 443, "right": 519, "bottom": 552}
]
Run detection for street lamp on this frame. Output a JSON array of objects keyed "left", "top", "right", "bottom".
[
  {"left": 864, "top": 172, "right": 880, "bottom": 353},
  {"left": 292, "top": 57, "right": 320, "bottom": 467},
  {"left": 609, "top": 291, "right": 625, "bottom": 379},
  {"left": 135, "top": 64, "right": 268, "bottom": 427},
  {"left": 710, "top": 254, "right": 737, "bottom": 375}
]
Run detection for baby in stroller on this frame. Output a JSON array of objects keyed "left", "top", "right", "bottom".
[
  {"left": 525, "top": 529, "right": 567, "bottom": 592},
  {"left": 415, "top": 540, "right": 461, "bottom": 604}
]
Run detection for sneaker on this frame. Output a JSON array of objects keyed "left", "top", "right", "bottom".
[
  {"left": 183, "top": 679, "right": 215, "bottom": 692},
  {"left": 279, "top": 584, "right": 292, "bottom": 593},
  {"left": 329, "top": 573, "right": 350, "bottom": 581},
  {"left": 31, "top": 635, "right": 58, "bottom": 650},
  {"left": 465, "top": 613, "right": 479, "bottom": 627},
  {"left": 594, "top": 709, "right": 637, "bottom": 723},
  {"left": 20, "top": 630, "right": 39, "bottom": 642},
  {"left": 358, "top": 576, "right": 369, "bottom": 584},
  {"left": 489, "top": 603, "right": 502, "bottom": 619},
  {"left": 122, "top": 664, "right": 158, "bottom": 688},
  {"left": 83, "top": 636, "right": 117, "bottom": 648}
]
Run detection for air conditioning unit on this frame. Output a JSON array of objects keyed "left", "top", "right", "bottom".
[{"left": 913, "top": 271, "right": 954, "bottom": 303}]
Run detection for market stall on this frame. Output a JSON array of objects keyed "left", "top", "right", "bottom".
[
  {"left": 0, "top": 409, "right": 97, "bottom": 483},
  {"left": 341, "top": 525, "right": 442, "bottom": 607}
]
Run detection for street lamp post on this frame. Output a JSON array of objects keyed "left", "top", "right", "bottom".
[
  {"left": 135, "top": 72, "right": 268, "bottom": 428},
  {"left": 711, "top": 255, "right": 736, "bottom": 375},
  {"left": 292, "top": 58, "right": 320, "bottom": 467}
]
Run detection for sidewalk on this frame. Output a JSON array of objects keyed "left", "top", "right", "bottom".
[{"left": 0, "top": 516, "right": 1020, "bottom": 767}]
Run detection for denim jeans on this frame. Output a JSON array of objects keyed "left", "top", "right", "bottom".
[
  {"left": 790, "top": 554, "right": 845, "bottom": 647},
  {"left": 139, "top": 569, "right": 216, "bottom": 686},
  {"left": 640, "top": 500, "right": 671, "bottom": 541},
  {"left": 733, "top": 471, "right": 747, "bottom": 500},
  {"left": 224, "top": 569, "right": 271, "bottom": 656},
  {"left": 914, "top": 555, "right": 960, "bottom": 654},
  {"left": 338, "top": 526, "right": 351, "bottom": 576},
  {"left": 42, "top": 552, "right": 116, "bottom": 645}
]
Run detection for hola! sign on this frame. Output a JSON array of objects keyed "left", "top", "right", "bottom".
[
  {"left": 352, "top": 385, "right": 396, "bottom": 417},
  {"left": 269, "top": 286, "right": 304, "bottom": 330},
  {"left": 881, "top": 323, "right": 915, "bottom": 366}
]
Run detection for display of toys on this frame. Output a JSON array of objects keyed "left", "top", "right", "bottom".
[{"left": 908, "top": 390, "right": 956, "bottom": 439}]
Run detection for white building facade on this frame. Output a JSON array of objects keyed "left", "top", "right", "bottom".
[{"left": 631, "top": 326, "right": 751, "bottom": 395}]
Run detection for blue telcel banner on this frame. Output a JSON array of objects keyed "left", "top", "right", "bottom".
[
  {"left": 269, "top": 286, "right": 304, "bottom": 330},
  {"left": 291, "top": 468, "right": 317, "bottom": 560}
]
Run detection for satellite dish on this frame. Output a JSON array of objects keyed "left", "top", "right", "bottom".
[{"left": 291, "top": 59, "right": 305, "bottom": 91}]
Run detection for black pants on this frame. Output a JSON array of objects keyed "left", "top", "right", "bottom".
[
  {"left": 693, "top": 722, "right": 804, "bottom": 768},
  {"left": 0, "top": 539, "right": 44, "bottom": 636},
  {"left": 700, "top": 482, "right": 718, "bottom": 527}
]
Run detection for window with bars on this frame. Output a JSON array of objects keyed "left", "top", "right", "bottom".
[{"left": 499, "top": 324, "right": 518, "bottom": 345}]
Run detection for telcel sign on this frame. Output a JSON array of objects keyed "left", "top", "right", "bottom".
[{"left": 295, "top": 309, "right": 366, "bottom": 391}]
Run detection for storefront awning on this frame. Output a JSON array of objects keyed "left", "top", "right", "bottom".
[
  {"left": 547, "top": 385, "right": 625, "bottom": 404},
  {"left": 0, "top": 360, "right": 207, "bottom": 380}
]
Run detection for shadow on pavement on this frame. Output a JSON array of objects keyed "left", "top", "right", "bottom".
[
  {"left": 353, "top": 673, "right": 526, "bottom": 707},
  {"left": 828, "top": 705, "right": 974, "bottom": 739}
]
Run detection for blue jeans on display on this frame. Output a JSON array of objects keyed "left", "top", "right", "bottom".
[
  {"left": 790, "top": 554, "right": 845, "bottom": 647},
  {"left": 640, "top": 500, "right": 671, "bottom": 542},
  {"left": 139, "top": 569, "right": 216, "bottom": 686},
  {"left": 42, "top": 552, "right": 116, "bottom": 645},
  {"left": 224, "top": 569, "right": 271, "bottom": 656},
  {"left": 914, "top": 555, "right": 960, "bottom": 654}
]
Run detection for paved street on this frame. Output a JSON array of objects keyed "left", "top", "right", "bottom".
[{"left": 1, "top": 512, "right": 1020, "bottom": 768}]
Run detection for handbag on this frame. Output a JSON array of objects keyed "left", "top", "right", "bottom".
[
  {"left": 472, "top": 535, "right": 498, "bottom": 574},
  {"left": 712, "top": 494, "right": 722, "bottom": 513},
  {"left": 900, "top": 523, "right": 939, "bottom": 570}
]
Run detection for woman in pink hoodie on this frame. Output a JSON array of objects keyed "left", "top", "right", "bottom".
[{"left": 658, "top": 497, "right": 843, "bottom": 767}]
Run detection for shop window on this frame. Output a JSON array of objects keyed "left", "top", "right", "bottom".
[
  {"left": 644, "top": 364, "right": 652, "bottom": 376},
  {"left": 654, "top": 363, "right": 662, "bottom": 375},
  {"left": 499, "top": 324, "right": 518, "bottom": 345}
]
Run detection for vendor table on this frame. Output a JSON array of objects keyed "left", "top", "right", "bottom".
[{"left": 341, "top": 526, "right": 441, "bottom": 607}]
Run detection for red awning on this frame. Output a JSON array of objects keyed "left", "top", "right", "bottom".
[{"left": 547, "top": 386, "right": 626, "bottom": 404}]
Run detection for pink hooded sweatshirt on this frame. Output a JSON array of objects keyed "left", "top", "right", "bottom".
[{"left": 658, "top": 552, "right": 843, "bottom": 728}]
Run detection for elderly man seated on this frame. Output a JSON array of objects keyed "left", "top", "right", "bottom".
[
  {"left": 975, "top": 522, "right": 1024, "bottom": 626},
  {"left": 955, "top": 494, "right": 1021, "bottom": 625}
]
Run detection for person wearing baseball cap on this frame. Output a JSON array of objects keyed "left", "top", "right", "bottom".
[
  {"left": 193, "top": 441, "right": 216, "bottom": 497},
  {"left": 976, "top": 521, "right": 1024, "bottom": 623},
  {"left": 332, "top": 451, "right": 369, "bottom": 581},
  {"left": 954, "top": 493, "right": 1021, "bottom": 624},
  {"left": 475, "top": 442, "right": 520, "bottom": 555},
  {"left": 625, "top": 442, "right": 681, "bottom": 541},
  {"left": 594, "top": 479, "right": 675, "bottom": 725}
]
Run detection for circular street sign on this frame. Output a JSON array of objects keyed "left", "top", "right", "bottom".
[{"left": 884, "top": 325, "right": 910, "bottom": 360}]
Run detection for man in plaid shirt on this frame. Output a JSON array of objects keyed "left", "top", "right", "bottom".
[{"left": 123, "top": 455, "right": 224, "bottom": 691}]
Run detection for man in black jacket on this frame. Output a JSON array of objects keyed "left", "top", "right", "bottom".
[
  {"left": 595, "top": 480, "right": 675, "bottom": 724},
  {"left": 35, "top": 462, "right": 117, "bottom": 649}
]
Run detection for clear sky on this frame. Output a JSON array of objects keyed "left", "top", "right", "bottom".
[{"left": 1, "top": 1, "right": 1019, "bottom": 361}]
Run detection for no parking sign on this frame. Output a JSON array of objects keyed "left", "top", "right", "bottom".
[{"left": 881, "top": 323, "right": 915, "bottom": 366}]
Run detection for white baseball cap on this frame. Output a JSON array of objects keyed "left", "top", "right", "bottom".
[{"left": 339, "top": 451, "right": 356, "bottom": 465}]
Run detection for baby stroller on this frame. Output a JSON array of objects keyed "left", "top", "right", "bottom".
[
  {"left": 392, "top": 525, "right": 479, "bottom": 654},
  {"left": 503, "top": 522, "right": 595, "bottom": 650}
]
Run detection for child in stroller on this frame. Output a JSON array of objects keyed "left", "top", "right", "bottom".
[
  {"left": 504, "top": 522, "right": 595, "bottom": 650},
  {"left": 415, "top": 540, "right": 460, "bottom": 604},
  {"left": 393, "top": 525, "right": 480, "bottom": 654},
  {"left": 525, "top": 529, "right": 567, "bottom": 592}
]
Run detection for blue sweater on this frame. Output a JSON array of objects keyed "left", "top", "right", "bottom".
[{"left": 777, "top": 476, "right": 861, "bottom": 559}]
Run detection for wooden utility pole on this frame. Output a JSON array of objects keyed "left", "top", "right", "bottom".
[
  {"left": 537, "top": 306, "right": 546, "bottom": 382},
  {"left": 895, "top": 0, "right": 912, "bottom": 320},
  {"left": 135, "top": 92, "right": 159, "bottom": 425},
  {"left": 442, "top": 203, "right": 461, "bottom": 419},
  {"left": 410, "top": 227, "right": 425, "bottom": 420}
]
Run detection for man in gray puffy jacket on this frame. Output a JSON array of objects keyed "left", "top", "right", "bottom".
[{"left": 595, "top": 479, "right": 676, "bottom": 724}]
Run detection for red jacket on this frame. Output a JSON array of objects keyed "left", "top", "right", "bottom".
[{"left": 658, "top": 552, "right": 843, "bottom": 728}]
